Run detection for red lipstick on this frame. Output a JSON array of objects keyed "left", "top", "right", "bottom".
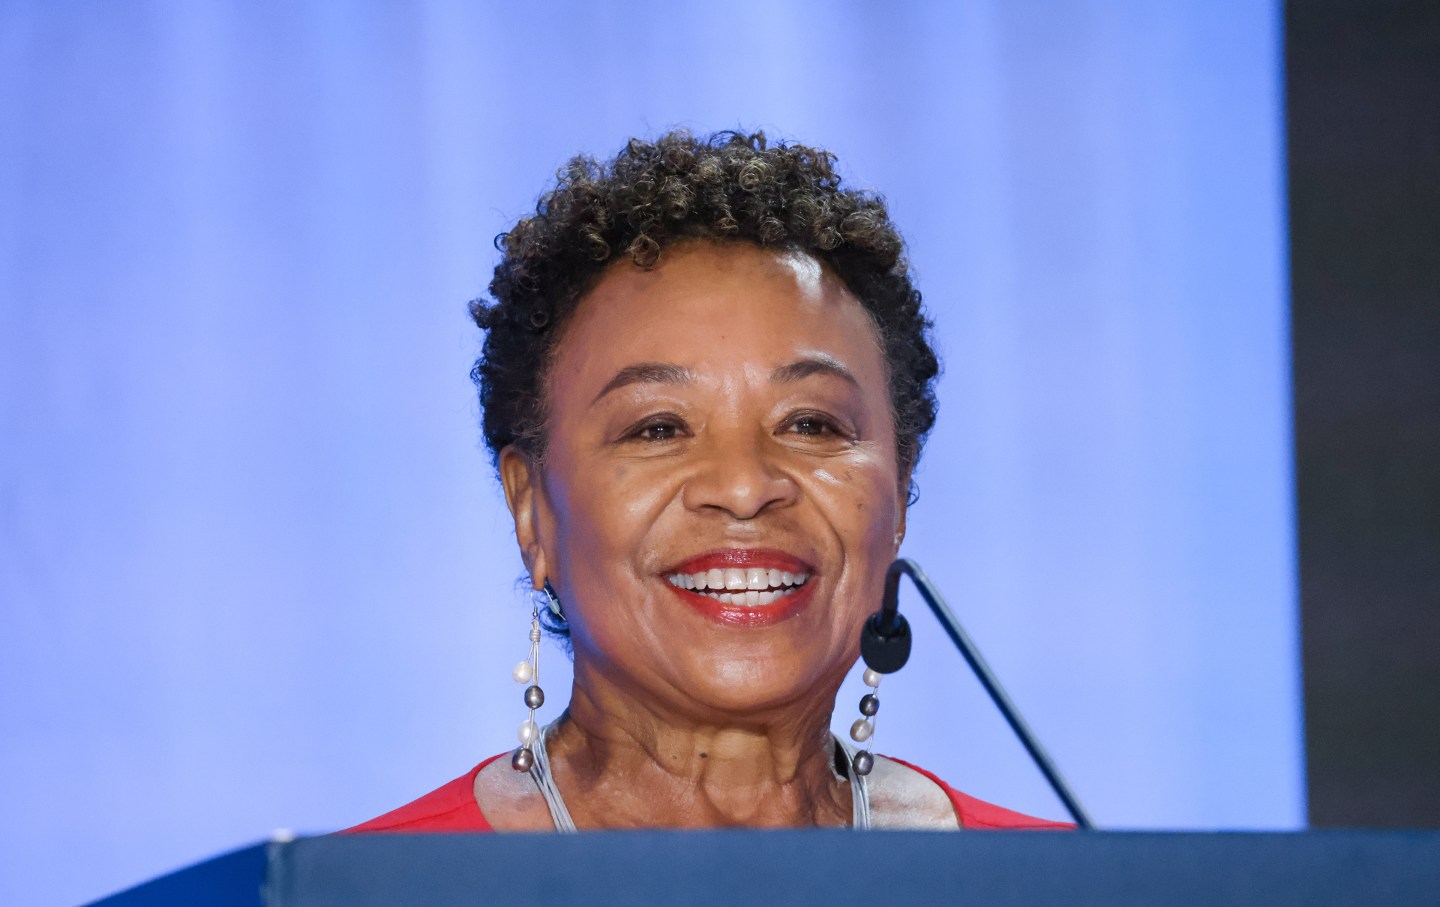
[
  {"left": 662, "top": 548, "right": 816, "bottom": 628},
  {"left": 666, "top": 548, "right": 812, "bottom": 575}
]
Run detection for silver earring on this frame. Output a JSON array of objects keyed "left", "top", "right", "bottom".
[
  {"left": 849, "top": 668, "right": 882, "bottom": 776},
  {"left": 542, "top": 579, "right": 565, "bottom": 620},
  {"left": 510, "top": 597, "right": 547, "bottom": 771}
]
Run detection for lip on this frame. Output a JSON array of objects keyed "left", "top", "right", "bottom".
[
  {"left": 663, "top": 548, "right": 813, "bottom": 575},
  {"left": 662, "top": 548, "right": 816, "bottom": 628}
]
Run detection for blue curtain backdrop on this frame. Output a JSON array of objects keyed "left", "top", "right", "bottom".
[{"left": 0, "top": 2, "right": 1297, "bottom": 904}]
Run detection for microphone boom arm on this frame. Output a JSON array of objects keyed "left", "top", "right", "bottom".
[{"left": 883, "top": 558, "right": 1095, "bottom": 830}]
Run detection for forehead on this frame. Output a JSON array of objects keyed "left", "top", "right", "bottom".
[{"left": 551, "top": 243, "right": 887, "bottom": 389}]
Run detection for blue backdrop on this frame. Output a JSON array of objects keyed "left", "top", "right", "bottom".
[{"left": 0, "top": 2, "right": 1298, "bottom": 904}]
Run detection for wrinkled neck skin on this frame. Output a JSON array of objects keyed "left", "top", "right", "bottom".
[{"left": 542, "top": 660, "right": 856, "bottom": 829}]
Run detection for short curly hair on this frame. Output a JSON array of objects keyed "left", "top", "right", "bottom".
[{"left": 470, "top": 129, "right": 940, "bottom": 494}]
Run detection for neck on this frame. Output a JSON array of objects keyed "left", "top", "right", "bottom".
[{"left": 543, "top": 670, "right": 852, "bottom": 829}]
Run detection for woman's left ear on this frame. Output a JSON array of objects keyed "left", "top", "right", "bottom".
[
  {"left": 499, "top": 446, "right": 553, "bottom": 589},
  {"left": 894, "top": 477, "right": 909, "bottom": 550}
]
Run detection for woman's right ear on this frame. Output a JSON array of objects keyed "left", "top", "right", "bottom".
[{"left": 498, "top": 446, "right": 551, "bottom": 588}]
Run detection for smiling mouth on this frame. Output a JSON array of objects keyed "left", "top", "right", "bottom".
[
  {"left": 665, "top": 567, "right": 811, "bottom": 607},
  {"left": 661, "top": 549, "right": 816, "bottom": 626}
]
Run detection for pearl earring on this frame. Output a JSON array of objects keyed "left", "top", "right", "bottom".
[
  {"left": 849, "top": 668, "right": 883, "bottom": 776},
  {"left": 510, "top": 592, "right": 548, "bottom": 772}
]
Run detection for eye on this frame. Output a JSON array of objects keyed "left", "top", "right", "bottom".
[
  {"left": 625, "top": 414, "right": 689, "bottom": 442},
  {"left": 784, "top": 411, "right": 848, "bottom": 439},
  {"left": 792, "top": 416, "right": 833, "bottom": 436}
]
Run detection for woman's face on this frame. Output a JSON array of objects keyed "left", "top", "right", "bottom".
[{"left": 501, "top": 242, "right": 906, "bottom": 720}]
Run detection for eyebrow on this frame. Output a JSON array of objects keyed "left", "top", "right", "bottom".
[
  {"left": 771, "top": 355, "right": 861, "bottom": 389},
  {"left": 591, "top": 355, "right": 860, "bottom": 404},
  {"left": 593, "top": 362, "right": 694, "bottom": 403}
]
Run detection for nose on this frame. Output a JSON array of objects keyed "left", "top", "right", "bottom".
[{"left": 682, "top": 430, "right": 799, "bottom": 520}]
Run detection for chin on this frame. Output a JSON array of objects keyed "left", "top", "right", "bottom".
[{"left": 675, "top": 652, "right": 838, "bottom": 718}]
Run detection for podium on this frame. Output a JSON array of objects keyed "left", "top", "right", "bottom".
[{"left": 92, "top": 830, "right": 1440, "bottom": 906}]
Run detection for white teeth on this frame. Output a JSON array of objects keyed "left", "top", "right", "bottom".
[{"left": 665, "top": 565, "right": 811, "bottom": 605}]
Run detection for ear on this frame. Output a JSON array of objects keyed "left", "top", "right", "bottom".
[
  {"left": 893, "top": 471, "right": 911, "bottom": 552},
  {"left": 499, "top": 445, "right": 553, "bottom": 590}
]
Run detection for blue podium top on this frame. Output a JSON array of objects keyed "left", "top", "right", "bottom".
[{"left": 93, "top": 829, "right": 1440, "bottom": 907}]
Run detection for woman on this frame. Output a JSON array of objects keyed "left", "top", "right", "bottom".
[{"left": 350, "top": 131, "right": 1067, "bottom": 832}]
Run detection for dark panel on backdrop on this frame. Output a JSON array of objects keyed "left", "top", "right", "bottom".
[{"left": 1287, "top": 0, "right": 1440, "bottom": 826}]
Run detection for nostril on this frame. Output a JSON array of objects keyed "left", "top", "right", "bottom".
[{"left": 678, "top": 434, "right": 803, "bottom": 522}]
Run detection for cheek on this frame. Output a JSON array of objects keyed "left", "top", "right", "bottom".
[
  {"left": 816, "top": 458, "right": 900, "bottom": 542},
  {"left": 547, "top": 456, "right": 675, "bottom": 585}
]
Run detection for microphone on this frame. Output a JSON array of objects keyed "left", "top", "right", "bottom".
[
  {"left": 859, "top": 558, "right": 1095, "bottom": 830},
  {"left": 858, "top": 562, "right": 913, "bottom": 674}
]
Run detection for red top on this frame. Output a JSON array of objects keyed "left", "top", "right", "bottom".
[{"left": 346, "top": 754, "right": 1072, "bottom": 833}]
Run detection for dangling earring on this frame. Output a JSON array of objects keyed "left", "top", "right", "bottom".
[
  {"left": 510, "top": 585, "right": 551, "bottom": 772},
  {"left": 849, "top": 668, "right": 883, "bottom": 776},
  {"left": 853, "top": 568, "right": 912, "bottom": 778},
  {"left": 542, "top": 579, "right": 564, "bottom": 620}
]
